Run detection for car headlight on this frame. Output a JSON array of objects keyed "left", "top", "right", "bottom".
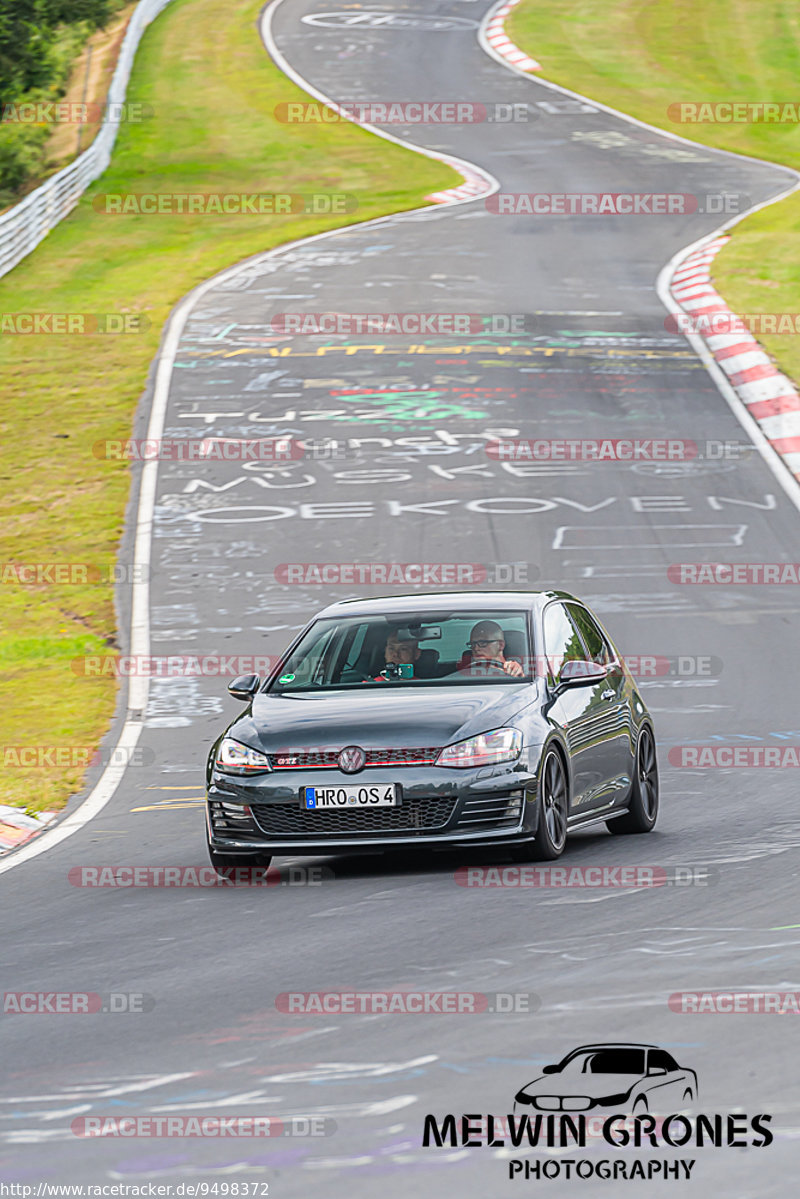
[
  {"left": 215, "top": 737, "right": 271, "bottom": 774},
  {"left": 436, "top": 728, "right": 522, "bottom": 769}
]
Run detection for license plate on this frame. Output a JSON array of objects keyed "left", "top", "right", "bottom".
[{"left": 303, "top": 784, "right": 398, "bottom": 809}]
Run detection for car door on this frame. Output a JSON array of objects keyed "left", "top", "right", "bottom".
[
  {"left": 542, "top": 601, "right": 613, "bottom": 813},
  {"left": 566, "top": 603, "right": 633, "bottom": 809},
  {"left": 641, "top": 1049, "right": 689, "bottom": 1110}
]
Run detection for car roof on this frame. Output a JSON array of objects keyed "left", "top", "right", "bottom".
[
  {"left": 315, "top": 590, "right": 581, "bottom": 619},
  {"left": 563, "top": 1043, "right": 659, "bottom": 1053}
]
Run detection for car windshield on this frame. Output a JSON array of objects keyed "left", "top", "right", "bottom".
[{"left": 266, "top": 610, "right": 534, "bottom": 691}]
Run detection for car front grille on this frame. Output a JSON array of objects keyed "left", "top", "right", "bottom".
[
  {"left": 534, "top": 1096, "right": 592, "bottom": 1112},
  {"left": 270, "top": 747, "right": 441, "bottom": 769},
  {"left": 455, "top": 792, "right": 524, "bottom": 829},
  {"left": 251, "top": 795, "right": 457, "bottom": 836}
]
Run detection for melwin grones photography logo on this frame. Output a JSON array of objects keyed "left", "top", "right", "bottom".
[{"left": 421, "top": 1042, "right": 773, "bottom": 1183}]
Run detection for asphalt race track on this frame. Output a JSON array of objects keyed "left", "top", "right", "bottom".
[{"left": 2, "top": 2, "right": 800, "bottom": 1195}]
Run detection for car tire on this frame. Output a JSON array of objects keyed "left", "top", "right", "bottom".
[
  {"left": 606, "top": 725, "right": 659, "bottom": 835},
  {"left": 632, "top": 1095, "right": 649, "bottom": 1114},
  {"left": 207, "top": 841, "right": 272, "bottom": 878},
  {"left": 509, "top": 747, "right": 568, "bottom": 862}
]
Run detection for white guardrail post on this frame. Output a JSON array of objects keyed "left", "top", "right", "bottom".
[{"left": 0, "top": 0, "right": 175, "bottom": 280}]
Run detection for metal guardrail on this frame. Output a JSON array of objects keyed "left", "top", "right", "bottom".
[{"left": 0, "top": 0, "right": 175, "bottom": 280}]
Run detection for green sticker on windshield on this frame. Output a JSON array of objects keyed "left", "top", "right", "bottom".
[{"left": 278, "top": 673, "right": 295, "bottom": 683}]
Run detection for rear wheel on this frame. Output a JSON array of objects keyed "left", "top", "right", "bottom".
[
  {"left": 607, "top": 725, "right": 659, "bottom": 834},
  {"left": 509, "top": 747, "right": 568, "bottom": 862}
]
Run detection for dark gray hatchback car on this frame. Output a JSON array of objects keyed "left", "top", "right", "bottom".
[{"left": 205, "top": 591, "right": 658, "bottom": 874}]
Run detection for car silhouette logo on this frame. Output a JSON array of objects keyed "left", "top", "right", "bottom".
[
  {"left": 514, "top": 1043, "right": 697, "bottom": 1115},
  {"left": 338, "top": 745, "right": 366, "bottom": 774}
]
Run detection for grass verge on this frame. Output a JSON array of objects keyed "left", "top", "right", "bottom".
[
  {"left": 508, "top": 0, "right": 800, "bottom": 382},
  {"left": 0, "top": 0, "right": 457, "bottom": 812}
]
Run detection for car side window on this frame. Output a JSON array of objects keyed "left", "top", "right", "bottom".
[
  {"left": 542, "top": 602, "right": 585, "bottom": 681},
  {"left": 648, "top": 1050, "right": 677, "bottom": 1072},
  {"left": 566, "top": 604, "right": 613, "bottom": 666}
]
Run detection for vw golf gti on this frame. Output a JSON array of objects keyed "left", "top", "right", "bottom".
[{"left": 205, "top": 591, "right": 659, "bottom": 873}]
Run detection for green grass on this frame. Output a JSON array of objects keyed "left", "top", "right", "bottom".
[
  {"left": 0, "top": 0, "right": 457, "bottom": 813},
  {"left": 508, "top": 0, "right": 800, "bottom": 383}
]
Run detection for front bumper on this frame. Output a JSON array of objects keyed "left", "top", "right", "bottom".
[{"left": 206, "top": 760, "right": 540, "bottom": 855}]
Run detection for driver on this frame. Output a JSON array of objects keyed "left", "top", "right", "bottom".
[{"left": 460, "top": 620, "right": 524, "bottom": 677}]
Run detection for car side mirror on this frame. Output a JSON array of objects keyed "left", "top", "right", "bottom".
[
  {"left": 648, "top": 1065, "right": 667, "bottom": 1076},
  {"left": 557, "top": 660, "right": 607, "bottom": 689},
  {"left": 228, "top": 673, "right": 260, "bottom": 701},
  {"left": 542, "top": 1064, "right": 559, "bottom": 1074}
]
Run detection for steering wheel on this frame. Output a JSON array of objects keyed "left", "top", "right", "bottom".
[
  {"left": 339, "top": 665, "right": 375, "bottom": 682},
  {"left": 459, "top": 658, "right": 508, "bottom": 676}
]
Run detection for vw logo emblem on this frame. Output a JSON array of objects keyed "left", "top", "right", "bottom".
[{"left": 338, "top": 745, "right": 365, "bottom": 773}]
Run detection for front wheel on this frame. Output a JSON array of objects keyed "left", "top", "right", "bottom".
[
  {"left": 607, "top": 725, "right": 659, "bottom": 834},
  {"left": 509, "top": 747, "right": 568, "bottom": 862}
]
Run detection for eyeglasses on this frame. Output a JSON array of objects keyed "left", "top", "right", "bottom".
[{"left": 468, "top": 639, "right": 502, "bottom": 649}]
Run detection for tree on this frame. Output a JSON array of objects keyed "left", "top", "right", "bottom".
[{"left": 0, "top": 2, "right": 113, "bottom": 101}]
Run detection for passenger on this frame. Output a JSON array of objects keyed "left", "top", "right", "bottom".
[
  {"left": 459, "top": 620, "right": 524, "bottom": 677},
  {"left": 384, "top": 630, "right": 421, "bottom": 670},
  {"left": 372, "top": 630, "right": 442, "bottom": 681},
  {"left": 373, "top": 630, "right": 422, "bottom": 681}
]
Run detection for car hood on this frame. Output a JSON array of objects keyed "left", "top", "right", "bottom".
[
  {"left": 228, "top": 683, "right": 536, "bottom": 752},
  {"left": 518, "top": 1070, "right": 640, "bottom": 1099}
]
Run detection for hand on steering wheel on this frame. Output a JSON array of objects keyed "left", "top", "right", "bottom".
[{"left": 461, "top": 658, "right": 508, "bottom": 675}]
